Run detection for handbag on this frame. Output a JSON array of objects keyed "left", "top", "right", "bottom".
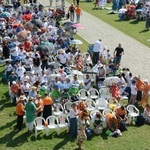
[{"left": 93, "top": 127, "right": 102, "bottom": 135}]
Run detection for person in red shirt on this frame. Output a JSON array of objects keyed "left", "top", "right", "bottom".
[
  {"left": 16, "top": 95, "right": 26, "bottom": 130},
  {"left": 24, "top": 38, "right": 31, "bottom": 52}
]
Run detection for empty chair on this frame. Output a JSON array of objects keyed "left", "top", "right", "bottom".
[
  {"left": 64, "top": 102, "right": 73, "bottom": 114},
  {"left": 34, "top": 117, "right": 46, "bottom": 138},
  {"left": 53, "top": 103, "right": 64, "bottom": 116},
  {"left": 45, "top": 116, "right": 59, "bottom": 136},
  {"left": 99, "top": 87, "right": 111, "bottom": 99},
  {"left": 95, "top": 98, "right": 108, "bottom": 111},
  {"left": 102, "top": 108, "right": 114, "bottom": 117},
  {"left": 88, "top": 88, "right": 100, "bottom": 100},
  {"left": 127, "top": 105, "right": 139, "bottom": 123},
  {"left": 86, "top": 99, "right": 96, "bottom": 112},
  {"left": 79, "top": 89, "right": 89, "bottom": 100},
  {"left": 57, "top": 114, "right": 69, "bottom": 134}
]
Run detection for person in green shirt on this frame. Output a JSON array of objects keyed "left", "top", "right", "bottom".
[
  {"left": 69, "top": 85, "right": 79, "bottom": 102},
  {"left": 25, "top": 97, "right": 40, "bottom": 133},
  {"left": 50, "top": 85, "right": 61, "bottom": 102},
  {"left": 61, "top": 89, "right": 70, "bottom": 105}
]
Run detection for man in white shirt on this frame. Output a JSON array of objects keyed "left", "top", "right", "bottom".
[
  {"left": 93, "top": 39, "right": 102, "bottom": 65},
  {"left": 16, "top": 65, "right": 26, "bottom": 80},
  {"left": 58, "top": 50, "right": 68, "bottom": 67}
]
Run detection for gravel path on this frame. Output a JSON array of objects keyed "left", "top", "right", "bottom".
[{"left": 43, "top": 1, "right": 150, "bottom": 80}]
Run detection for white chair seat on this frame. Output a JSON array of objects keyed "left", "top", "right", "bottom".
[
  {"left": 54, "top": 112, "right": 63, "bottom": 116},
  {"left": 58, "top": 123, "right": 68, "bottom": 128},
  {"left": 36, "top": 126, "right": 45, "bottom": 130},
  {"left": 90, "top": 95, "right": 98, "bottom": 99},
  {"left": 80, "top": 96, "right": 88, "bottom": 100},
  {"left": 98, "top": 106, "right": 106, "bottom": 110},
  {"left": 47, "top": 124, "right": 58, "bottom": 129},
  {"left": 87, "top": 107, "right": 95, "bottom": 111},
  {"left": 130, "top": 113, "right": 139, "bottom": 117}
]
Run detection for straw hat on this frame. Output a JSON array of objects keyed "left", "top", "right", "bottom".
[
  {"left": 28, "top": 97, "right": 34, "bottom": 101},
  {"left": 20, "top": 95, "right": 26, "bottom": 101},
  {"left": 31, "top": 86, "right": 36, "bottom": 90},
  {"left": 36, "top": 94, "right": 42, "bottom": 98}
]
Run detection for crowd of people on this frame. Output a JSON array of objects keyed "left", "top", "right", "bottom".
[{"left": 0, "top": 0, "right": 150, "bottom": 150}]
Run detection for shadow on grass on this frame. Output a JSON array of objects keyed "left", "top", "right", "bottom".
[
  {"left": 139, "top": 29, "right": 149, "bottom": 33},
  {"left": 129, "top": 20, "right": 139, "bottom": 24},
  {"left": 0, "top": 119, "right": 16, "bottom": 131}
]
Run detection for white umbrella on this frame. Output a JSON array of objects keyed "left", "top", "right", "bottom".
[
  {"left": 103, "top": 76, "right": 120, "bottom": 86},
  {"left": 49, "top": 74, "right": 61, "bottom": 78},
  {"left": 72, "top": 70, "right": 83, "bottom": 76},
  {"left": 70, "top": 39, "right": 83, "bottom": 45}
]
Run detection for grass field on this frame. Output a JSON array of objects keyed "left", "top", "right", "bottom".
[
  {"left": 66, "top": 0, "right": 150, "bottom": 48},
  {"left": 0, "top": 61, "right": 150, "bottom": 150}
]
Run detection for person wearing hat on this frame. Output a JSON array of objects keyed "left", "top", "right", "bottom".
[
  {"left": 16, "top": 95, "right": 26, "bottom": 130},
  {"left": 69, "top": 103, "right": 79, "bottom": 137},
  {"left": 25, "top": 97, "right": 41, "bottom": 134},
  {"left": 28, "top": 86, "right": 37, "bottom": 98},
  {"left": 43, "top": 93, "right": 53, "bottom": 120},
  {"left": 36, "top": 94, "right": 43, "bottom": 117}
]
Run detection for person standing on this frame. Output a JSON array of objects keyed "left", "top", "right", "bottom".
[
  {"left": 75, "top": 5, "right": 82, "bottom": 23},
  {"left": 16, "top": 95, "right": 26, "bottom": 130},
  {"left": 113, "top": 43, "right": 124, "bottom": 69},
  {"left": 43, "top": 93, "right": 53, "bottom": 120},
  {"left": 92, "top": 39, "right": 101, "bottom": 65},
  {"left": 145, "top": 11, "right": 150, "bottom": 30},
  {"left": 129, "top": 80, "right": 138, "bottom": 105},
  {"left": 25, "top": 97, "right": 40, "bottom": 134},
  {"left": 68, "top": 3, "right": 75, "bottom": 22}
]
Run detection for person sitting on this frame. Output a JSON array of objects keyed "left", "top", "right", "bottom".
[
  {"left": 84, "top": 74, "right": 92, "bottom": 90},
  {"left": 106, "top": 113, "right": 118, "bottom": 132},
  {"left": 75, "top": 54, "right": 83, "bottom": 71},
  {"left": 115, "top": 105, "right": 127, "bottom": 131},
  {"left": 143, "top": 104, "right": 150, "bottom": 124},
  {"left": 50, "top": 85, "right": 61, "bottom": 102},
  {"left": 92, "top": 112, "right": 103, "bottom": 134},
  {"left": 77, "top": 100, "right": 88, "bottom": 111}
]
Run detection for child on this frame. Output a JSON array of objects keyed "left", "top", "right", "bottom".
[{"left": 129, "top": 80, "right": 137, "bottom": 105}]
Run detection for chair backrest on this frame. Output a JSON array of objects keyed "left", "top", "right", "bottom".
[
  {"left": 88, "top": 88, "right": 99, "bottom": 97},
  {"left": 55, "top": 103, "right": 64, "bottom": 112},
  {"left": 107, "top": 97, "right": 117, "bottom": 104},
  {"left": 46, "top": 116, "right": 58, "bottom": 125},
  {"left": 127, "top": 105, "right": 139, "bottom": 114},
  {"left": 57, "top": 114, "right": 69, "bottom": 125},
  {"left": 99, "top": 87, "right": 111, "bottom": 98},
  {"left": 34, "top": 117, "right": 45, "bottom": 126},
  {"left": 103, "top": 109, "right": 113, "bottom": 116},
  {"left": 64, "top": 102, "right": 72, "bottom": 110},
  {"left": 86, "top": 99, "right": 96, "bottom": 107},
  {"left": 79, "top": 89, "right": 88, "bottom": 97},
  {"left": 96, "top": 98, "right": 108, "bottom": 107}
]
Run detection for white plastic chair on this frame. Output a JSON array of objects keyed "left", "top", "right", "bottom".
[
  {"left": 79, "top": 89, "right": 89, "bottom": 100},
  {"left": 90, "top": 110, "right": 100, "bottom": 118},
  {"left": 86, "top": 99, "right": 96, "bottom": 112},
  {"left": 102, "top": 108, "right": 114, "bottom": 117},
  {"left": 64, "top": 102, "right": 73, "bottom": 114},
  {"left": 88, "top": 88, "right": 100, "bottom": 100},
  {"left": 95, "top": 98, "right": 108, "bottom": 111},
  {"left": 45, "top": 116, "right": 59, "bottom": 136},
  {"left": 34, "top": 117, "right": 46, "bottom": 138},
  {"left": 53, "top": 103, "right": 64, "bottom": 116},
  {"left": 107, "top": 97, "right": 120, "bottom": 110},
  {"left": 99, "top": 87, "right": 111, "bottom": 99},
  {"left": 127, "top": 105, "right": 139, "bottom": 123},
  {"left": 57, "top": 114, "right": 69, "bottom": 134}
]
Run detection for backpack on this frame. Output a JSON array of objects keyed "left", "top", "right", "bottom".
[
  {"left": 136, "top": 115, "right": 145, "bottom": 126},
  {"left": 70, "top": 6, "right": 75, "bottom": 13},
  {"left": 85, "top": 127, "right": 92, "bottom": 138}
]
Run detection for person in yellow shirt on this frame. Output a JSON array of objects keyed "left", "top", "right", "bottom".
[
  {"left": 75, "top": 5, "right": 82, "bottom": 23},
  {"left": 16, "top": 95, "right": 26, "bottom": 130}
]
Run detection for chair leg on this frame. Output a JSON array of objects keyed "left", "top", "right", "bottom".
[
  {"left": 35, "top": 129, "right": 37, "bottom": 138},
  {"left": 57, "top": 127, "right": 60, "bottom": 136},
  {"left": 45, "top": 128, "right": 49, "bottom": 136}
]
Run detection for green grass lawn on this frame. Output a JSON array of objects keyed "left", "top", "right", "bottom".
[
  {"left": 0, "top": 62, "right": 150, "bottom": 150},
  {"left": 66, "top": 0, "right": 150, "bottom": 48}
]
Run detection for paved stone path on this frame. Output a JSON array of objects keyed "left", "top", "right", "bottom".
[{"left": 43, "top": 0, "right": 150, "bottom": 80}]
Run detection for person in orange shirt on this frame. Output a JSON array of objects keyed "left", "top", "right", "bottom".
[
  {"left": 134, "top": 76, "right": 145, "bottom": 104},
  {"left": 16, "top": 95, "right": 25, "bottom": 130},
  {"left": 141, "top": 79, "right": 150, "bottom": 108},
  {"left": 106, "top": 113, "right": 118, "bottom": 132},
  {"left": 43, "top": 93, "right": 53, "bottom": 120},
  {"left": 36, "top": 94, "right": 43, "bottom": 117},
  {"left": 115, "top": 106, "right": 127, "bottom": 131},
  {"left": 75, "top": 5, "right": 82, "bottom": 23}
]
